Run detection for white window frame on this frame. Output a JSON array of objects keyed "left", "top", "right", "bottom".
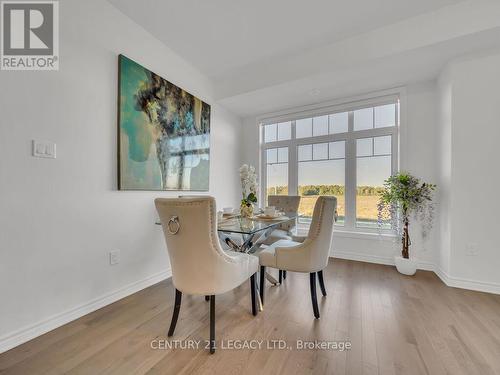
[{"left": 258, "top": 88, "right": 404, "bottom": 234}]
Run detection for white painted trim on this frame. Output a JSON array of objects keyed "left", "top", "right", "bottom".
[
  {"left": 256, "top": 87, "right": 404, "bottom": 124},
  {"left": 331, "top": 251, "right": 434, "bottom": 271},
  {"left": 333, "top": 229, "right": 398, "bottom": 242},
  {"left": 330, "top": 251, "right": 500, "bottom": 295},
  {"left": 398, "top": 87, "right": 408, "bottom": 171},
  {"left": 434, "top": 267, "right": 500, "bottom": 295},
  {"left": 0, "top": 269, "right": 172, "bottom": 354}
]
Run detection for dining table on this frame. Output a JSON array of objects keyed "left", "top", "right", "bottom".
[
  {"left": 216, "top": 213, "right": 298, "bottom": 253},
  {"left": 156, "top": 212, "right": 298, "bottom": 254}
]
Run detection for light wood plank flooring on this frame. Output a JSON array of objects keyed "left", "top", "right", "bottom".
[{"left": 2, "top": 259, "right": 500, "bottom": 374}]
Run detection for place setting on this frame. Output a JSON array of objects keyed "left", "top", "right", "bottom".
[
  {"left": 251, "top": 206, "right": 288, "bottom": 221},
  {"left": 217, "top": 207, "right": 239, "bottom": 222}
]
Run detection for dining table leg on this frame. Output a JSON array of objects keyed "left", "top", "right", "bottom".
[
  {"left": 219, "top": 228, "right": 282, "bottom": 291},
  {"left": 254, "top": 269, "right": 264, "bottom": 311},
  {"left": 265, "top": 272, "right": 279, "bottom": 285}
]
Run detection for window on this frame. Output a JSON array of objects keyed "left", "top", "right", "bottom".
[
  {"left": 356, "top": 136, "right": 392, "bottom": 228},
  {"left": 277, "top": 121, "right": 292, "bottom": 141},
  {"left": 266, "top": 147, "right": 288, "bottom": 197},
  {"left": 312, "top": 115, "right": 329, "bottom": 136},
  {"left": 329, "top": 112, "right": 348, "bottom": 134},
  {"left": 264, "top": 122, "right": 292, "bottom": 143},
  {"left": 298, "top": 141, "right": 345, "bottom": 225},
  {"left": 296, "top": 118, "right": 312, "bottom": 138},
  {"left": 260, "top": 97, "right": 399, "bottom": 233}
]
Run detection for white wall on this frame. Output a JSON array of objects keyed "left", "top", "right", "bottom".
[
  {"left": 242, "top": 82, "right": 439, "bottom": 268},
  {"left": 403, "top": 82, "right": 440, "bottom": 265},
  {"left": 436, "top": 50, "right": 500, "bottom": 293},
  {"left": 0, "top": 0, "right": 242, "bottom": 352},
  {"left": 437, "top": 67, "right": 453, "bottom": 276}
]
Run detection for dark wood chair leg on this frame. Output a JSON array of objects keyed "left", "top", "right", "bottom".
[
  {"left": 168, "top": 289, "right": 182, "bottom": 336},
  {"left": 283, "top": 270, "right": 287, "bottom": 279},
  {"left": 309, "top": 273, "right": 320, "bottom": 319},
  {"left": 259, "top": 266, "right": 265, "bottom": 305},
  {"left": 318, "top": 270, "right": 327, "bottom": 297},
  {"left": 279, "top": 270, "right": 283, "bottom": 284},
  {"left": 205, "top": 295, "right": 210, "bottom": 301},
  {"left": 209, "top": 295, "right": 215, "bottom": 354},
  {"left": 250, "top": 273, "right": 257, "bottom": 316}
]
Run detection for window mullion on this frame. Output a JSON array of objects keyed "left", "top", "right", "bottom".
[
  {"left": 260, "top": 141, "right": 267, "bottom": 205},
  {"left": 392, "top": 128, "right": 398, "bottom": 175},
  {"left": 289, "top": 121, "right": 298, "bottom": 196},
  {"left": 344, "top": 111, "right": 356, "bottom": 230}
]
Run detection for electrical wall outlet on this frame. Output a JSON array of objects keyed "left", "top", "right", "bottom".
[
  {"left": 465, "top": 243, "right": 479, "bottom": 256},
  {"left": 32, "top": 140, "right": 56, "bottom": 159},
  {"left": 109, "top": 250, "right": 120, "bottom": 265}
]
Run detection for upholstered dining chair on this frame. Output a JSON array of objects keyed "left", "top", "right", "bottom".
[
  {"left": 155, "top": 197, "right": 259, "bottom": 354},
  {"left": 263, "top": 195, "right": 301, "bottom": 243},
  {"left": 257, "top": 196, "right": 337, "bottom": 319},
  {"left": 262, "top": 195, "right": 301, "bottom": 283}
]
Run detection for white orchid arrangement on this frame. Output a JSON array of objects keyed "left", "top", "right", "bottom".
[{"left": 239, "top": 164, "right": 258, "bottom": 207}]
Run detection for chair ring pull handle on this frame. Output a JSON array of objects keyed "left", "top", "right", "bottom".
[{"left": 167, "top": 216, "right": 180, "bottom": 235}]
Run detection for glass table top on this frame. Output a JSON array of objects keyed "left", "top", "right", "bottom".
[
  {"left": 155, "top": 214, "right": 298, "bottom": 235},
  {"left": 217, "top": 214, "right": 298, "bottom": 235}
]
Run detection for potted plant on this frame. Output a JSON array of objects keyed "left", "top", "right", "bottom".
[
  {"left": 239, "top": 164, "right": 258, "bottom": 217},
  {"left": 377, "top": 172, "right": 436, "bottom": 275}
]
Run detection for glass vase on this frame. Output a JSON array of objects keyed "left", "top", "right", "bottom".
[{"left": 240, "top": 203, "right": 254, "bottom": 218}]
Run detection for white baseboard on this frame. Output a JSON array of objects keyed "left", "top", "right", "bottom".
[
  {"left": 331, "top": 250, "right": 434, "bottom": 271},
  {"left": 331, "top": 251, "right": 500, "bottom": 294},
  {"left": 0, "top": 269, "right": 171, "bottom": 354},
  {"left": 434, "top": 267, "right": 500, "bottom": 295}
]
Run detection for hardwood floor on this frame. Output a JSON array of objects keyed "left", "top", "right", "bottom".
[{"left": 2, "top": 259, "right": 500, "bottom": 374}]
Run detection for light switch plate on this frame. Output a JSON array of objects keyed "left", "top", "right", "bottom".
[{"left": 32, "top": 140, "right": 56, "bottom": 159}]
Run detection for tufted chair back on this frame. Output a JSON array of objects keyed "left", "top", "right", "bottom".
[
  {"left": 268, "top": 195, "right": 301, "bottom": 231},
  {"left": 155, "top": 197, "right": 258, "bottom": 295},
  {"left": 275, "top": 196, "right": 337, "bottom": 272}
]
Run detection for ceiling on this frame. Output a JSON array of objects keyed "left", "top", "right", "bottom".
[
  {"left": 110, "top": 0, "right": 461, "bottom": 78},
  {"left": 109, "top": 0, "right": 500, "bottom": 117}
]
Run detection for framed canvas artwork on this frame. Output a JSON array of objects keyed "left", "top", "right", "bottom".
[{"left": 118, "top": 54, "right": 210, "bottom": 190}]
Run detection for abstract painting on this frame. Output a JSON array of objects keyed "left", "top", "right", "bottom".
[{"left": 118, "top": 55, "right": 210, "bottom": 190}]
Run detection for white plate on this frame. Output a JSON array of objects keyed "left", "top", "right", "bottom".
[{"left": 255, "top": 213, "right": 284, "bottom": 220}]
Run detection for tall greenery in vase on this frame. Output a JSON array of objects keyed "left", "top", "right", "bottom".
[
  {"left": 377, "top": 172, "right": 436, "bottom": 259},
  {"left": 239, "top": 164, "right": 258, "bottom": 217}
]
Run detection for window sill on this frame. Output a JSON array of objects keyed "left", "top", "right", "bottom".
[
  {"left": 296, "top": 223, "right": 398, "bottom": 242},
  {"left": 333, "top": 229, "right": 398, "bottom": 242}
]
